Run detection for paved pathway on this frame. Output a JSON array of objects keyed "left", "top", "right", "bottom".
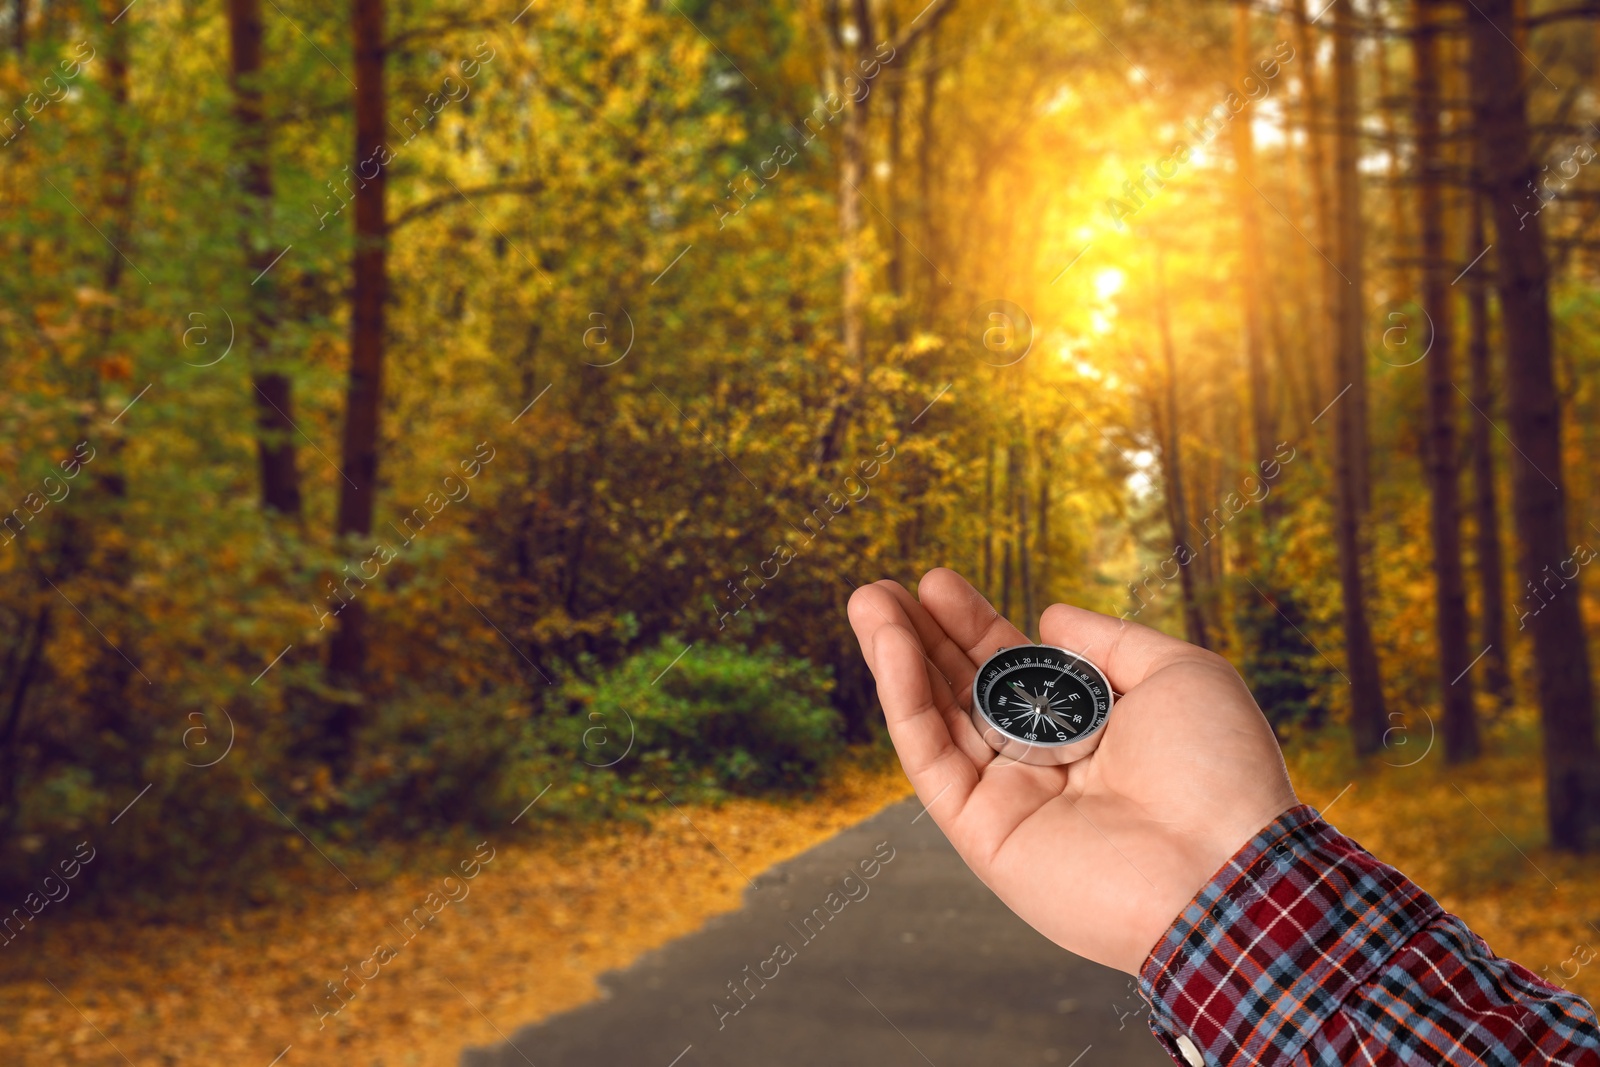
[{"left": 460, "top": 796, "right": 1173, "bottom": 1067}]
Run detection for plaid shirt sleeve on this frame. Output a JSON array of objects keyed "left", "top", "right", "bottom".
[{"left": 1137, "top": 803, "right": 1600, "bottom": 1066}]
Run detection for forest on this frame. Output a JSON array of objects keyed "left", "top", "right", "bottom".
[{"left": 3, "top": 0, "right": 1600, "bottom": 1057}]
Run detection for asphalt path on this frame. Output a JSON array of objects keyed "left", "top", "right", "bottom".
[{"left": 460, "top": 795, "right": 1174, "bottom": 1067}]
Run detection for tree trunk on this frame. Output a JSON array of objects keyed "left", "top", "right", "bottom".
[
  {"left": 999, "top": 540, "right": 1013, "bottom": 626},
  {"left": 1154, "top": 254, "right": 1209, "bottom": 650},
  {"left": 918, "top": 17, "right": 942, "bottom": 324},
  {"left": 837, "top": 0, "right": 868, "bottom": 377},
  {"left": 1229, "top": 0, "right": 1278, "bottom": 522},
  {"left": 1036, "top": 444, "right": 1051, "bottom": 611},
  {"left": 78, "top": 0, "right": 139, "bottom": 735},
  {"left": 1016, "top": 443, "right": 1034, "bottom": 631},
  {"left": 228, "top": 0, "right": 303, "bottom": 517},
  {"left": 91, "top": 0, "right": 134, "bottom": 354},
  {"left": 1293, "top": 0, "right": 1336, "bottom": 412},
  {"left": 1331, "top": 0, "right": 1388, "bottom": 756},
  {"left": 982, "top": 437, "right": 994, "bottom": 594},
  {"left": 884, "top": 9, "right": 908, "bottom": 344},
  {"left": 1449, "top": 16, "right": 1512, "bottom": 713},
  {"left": 327, "top": 0, "right": 387, "bottom": 708},
  {"left": 1340, "top": 9, "right": 1371, "bottom": 522},
  {"left": 812, "top": 0, "right": 874, "bottom": 472},
  {"left": 1372, "top": 3, "right": 1408, "bottom": 302},
  {"left": 1470, "top": 0, "right": 1600, "bottom": 851},
  {"left": 1411, "top": 0, "right": 1479, "bottom": 763},
  {"left": 1465, "top": 147, "right": 1514, "bottom": 711},
  {"left": 1272, "top": 5, "right": 1315, "bottom": 430},
  {"left": 0, "top": 602, "right": 51, "bottom": 837},
  {"left": 1191, "top": 416, "right": 1224, "bottom": 637}
]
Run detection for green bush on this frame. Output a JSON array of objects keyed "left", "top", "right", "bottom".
[
  {"left": 1235, "top": 568, "right": 1335, "bottom": 736},
  {"left": 343, "top": 684, "right": 526, "bottom": 834},
  {"left": 537, "top": 637, "right": 843, "bottom": 808}
]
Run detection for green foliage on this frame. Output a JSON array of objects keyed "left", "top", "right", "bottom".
[
  {"left": 1235, "top": 566, "right": 1334, "bottom": 736},
  {"left": 342, "top": 684, "right": 528, "bottom": 834},
  {"left": 537, "top": 638, "right": 843, "bottom": 810}
]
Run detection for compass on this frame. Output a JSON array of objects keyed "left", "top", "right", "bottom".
[{"left": 969, "top": 644, "right": 1115, "bottom": 766}]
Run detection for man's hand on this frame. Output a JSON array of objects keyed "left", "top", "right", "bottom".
[{"left": 847, "top": 568, "right": 1298, "bottom": 975}]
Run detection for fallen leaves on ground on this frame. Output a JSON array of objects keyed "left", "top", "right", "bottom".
[
  {"left": 0, "top": 755, "right": 913, "bottom": 1066},
  {"left": 9, "top": 720, "right": 1597, "bottom": 1066},
  {"left": 1283, "top": 714, "right": 1600, "bottom": 1008}
]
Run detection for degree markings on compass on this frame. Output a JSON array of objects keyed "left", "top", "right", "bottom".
[{"left": 982, "top": 646, "right": 1113, "bottom": 744}]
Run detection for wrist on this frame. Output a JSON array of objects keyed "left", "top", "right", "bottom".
[
  {"left": 1136, "top": 796, "right": 1303, "bottom": 974},
  {"left": 1136, "top": 805, "right": 1440, "bottom": 1066}
]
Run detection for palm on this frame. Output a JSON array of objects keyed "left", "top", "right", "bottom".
[{"left": 848, "top": 569, "right": 1297, "bottom": 975}]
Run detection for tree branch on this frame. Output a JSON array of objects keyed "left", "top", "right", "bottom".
[
  {"left": 386, "top": 14, "right": 500, "bottom": 53},
  {"left": 389, "top": 180, "right": 545, "bottom": 231},
  {"left": 892, "top": 0, "right": 956, "bottom": 56},
  {"left": 1523, "top": 4, "right": 1600, "bottom": 29}
]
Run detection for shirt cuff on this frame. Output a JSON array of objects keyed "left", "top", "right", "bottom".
[{"left": 1136, "top": 803, "right": 1443, "bottom": 1066}]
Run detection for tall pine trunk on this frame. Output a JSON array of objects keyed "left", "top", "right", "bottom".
[
  {"left": 1228, "top": 1, "right": 1278, "bottom": 526},
  {"left": 835, "top": 0, "right": 867, "bottom": 380},
  {"left": 1331, "top": 0, "right": 1387, "bottom": 755},
  {"left": 813, "top": 0, "right": 873, "bottom": 471},
  {"left": 228, "top": 0, "right": 303, "bottom": 517},
  {"left": 981, "top": 437, "right": 994, "bottom": 595},
  {"left": 1469, "top": 0, "right": 1600, "bottom": 850},
  {"left": 80, "top": 0, "right": 139, "bottom": 736},
  {"left": 1036, "top": 446, "right": 1051, "bottom": 611},
  {"left": 884, "top": 9, "right": 908, "bottom": 345},
  {"left": 1465, "top": 149, "right": 1514, "bottom": 710},
  {"left": 1293, "top": 0, "right": 1335, "bottom": 411},
  {"left": 999, "top": 542, "right": 1014, "bottom": 624},
  {"left": 328, "top": 0, "right": 387, "bottom": 721},
  {"left": 917, "top": 19, "right": 941, "bottom": 324},
  {"left": 1371, "top": 4, "right": 1408, "bottom": 301},
  {"left": 1456, "top": 25, "right": 1513, "bottom": 711},
  {"left": 1016, "top": 443, "right": 1034, "bottom": 630},
  {"left": 1274, "top": 0, "right": 1315, "bottom": 428},
  {"left": 1411, "top": 0, "right": 1478, "bottom": 763},
  {"left": 1155, "top": 251, "right": 1209, "bottom": 649}
]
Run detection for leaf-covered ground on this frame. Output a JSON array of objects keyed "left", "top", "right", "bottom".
[
  {"left": 6, "top": 718, "right": 1598, "bottom": 1066},
  {"left": 1282, "top": 711, "right": 1600, "bottom": 1008},
  {"left": 0, "top": 756, "right": 913, "bottom": 1066}
]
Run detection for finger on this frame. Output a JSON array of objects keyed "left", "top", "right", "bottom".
[
  {"left": 851, "top": 582, "right": 999, "bottom": 769},
  {"left": 870, "top": 621, "right": 980, "bottom": 814},
  {"left": 915, "top": 568, "right": 1033, "bottom": 667},
  {"left": 1038, "top": 601, "right": 1210, "bottom": 695},
  {"left": 844, "top": 585, "right": 992, "bottom": 758},
  {"left": 873, "top": 580, "right": 979, "bottom": 708},
  {"left": 847, "top": 581, "right": 916, "bottom": 681}
]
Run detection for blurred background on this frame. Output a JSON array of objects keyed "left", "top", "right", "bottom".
[{"left": 2, "top": 0, "right": 1600, "bottom": 1061}]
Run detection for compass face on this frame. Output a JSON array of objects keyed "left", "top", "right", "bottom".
[{"left": 973, "top": 645, "right": 1113, "bottom": 747}]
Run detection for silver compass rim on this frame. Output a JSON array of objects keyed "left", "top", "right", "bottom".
[{"left": 968, "top": 643, "right": 1116, "bottom": 765}]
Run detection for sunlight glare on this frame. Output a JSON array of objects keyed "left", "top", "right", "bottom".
[{"left": 1093, "top": 267, "right": 1126, "bottom": 301}]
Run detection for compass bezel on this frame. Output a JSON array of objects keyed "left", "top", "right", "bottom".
[{"left": 969, "top": 643, "right": 1115, "bottom": 766}]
